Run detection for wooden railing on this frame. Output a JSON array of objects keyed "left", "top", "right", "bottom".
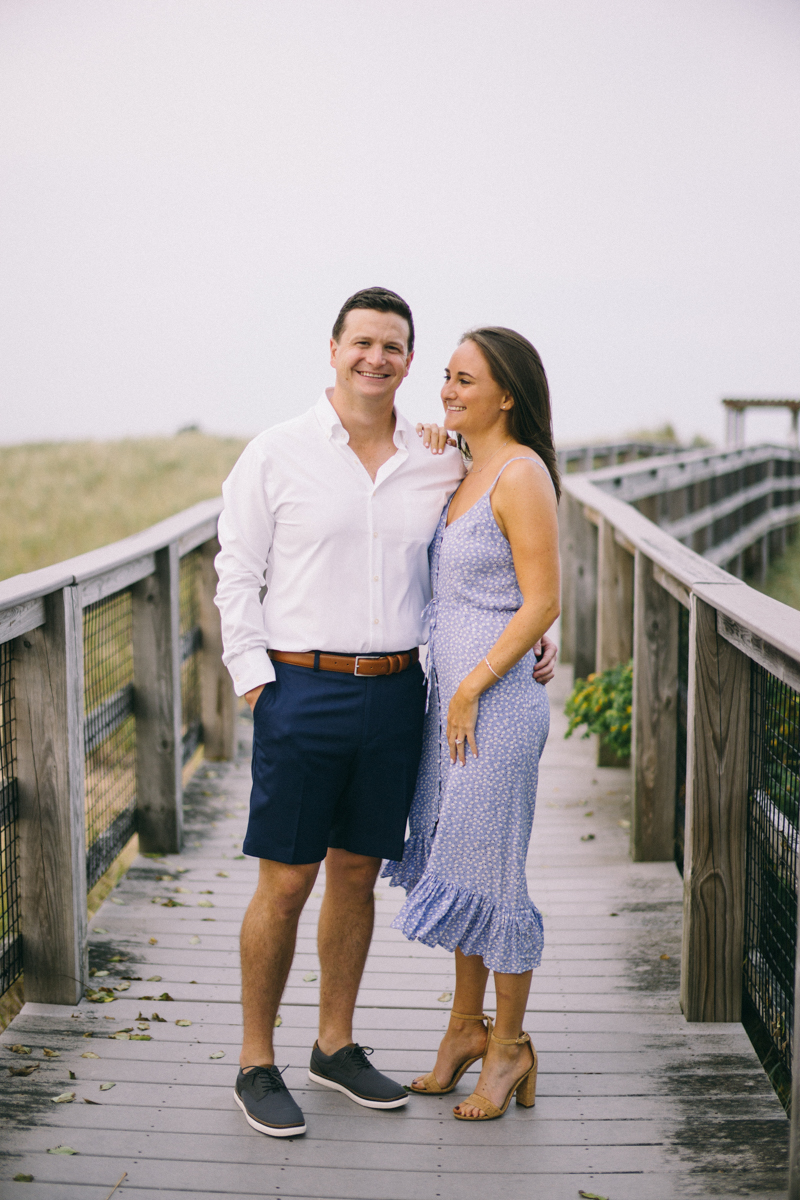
[
  {"left": 0, "top": 498, "right": 232, "bottom": 1007},
  {"left": 558, "top": 458, "right": 800, "bottom": 1196}
]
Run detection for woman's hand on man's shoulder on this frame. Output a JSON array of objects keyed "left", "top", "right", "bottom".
[{"left": 416, "top": 422, "right": 457, "bottom": 455}]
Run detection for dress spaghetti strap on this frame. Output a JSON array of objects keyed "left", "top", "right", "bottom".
[{"left": 489, "top": 455, "right": 554, "bottom": 493}]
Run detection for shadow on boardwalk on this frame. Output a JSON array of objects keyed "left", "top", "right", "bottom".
[{"left": 0, "top": 668, "right": 790, "bottom": 1199}]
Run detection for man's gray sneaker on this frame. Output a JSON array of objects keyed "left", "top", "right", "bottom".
[
  {"left": 308, "top": 1041, "right": 409, "bottom": 1109},
  {"left": 234, "top": 1066, "right": 306, "bottom": 1137}
]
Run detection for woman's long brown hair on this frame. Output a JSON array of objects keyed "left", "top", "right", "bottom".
[{"left": 460, "top": 326, "right": 561, "bottom": 502}]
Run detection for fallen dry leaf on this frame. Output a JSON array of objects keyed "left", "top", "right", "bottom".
[
  {"left": 47, "top": 1145, "right": 77, "bottom": 1154},
  {"left": 189, "top": 936, "right": 200, "bottom": 945},
  {"left": 578, "top": 1192, "right": 609, "bottom": 1200},
  {"left": 81, "top": 1052, "right": 100, "bottom": 1059},
  {"left": 157, "top": 992, "right": 175, "bottom": 1002},
  {"left": 199, "top": 889, "right": 213, "bottom": 894},
  {"left": 197, "top": 900, "right": 214, "bottom": 908},
  {"left": 660, "top": 954, "right": 670, "bottom": 961},
  {"left": 147, "top": 975, "right": 162, "bottom": 982},
  {"left": 13, "top": 1173, "right": 34, "bottom": 1181},
  {"left": 9, "top": 1064, "right": 39, "bottom": 1077},
  {"left": 148, "top": 937, "right": 158, "bottom": 945},
  {"left": 93, "top": 970, "right": 110, "bottom": 977},
  {"left": 51, "top": 1092, "right": 76, "bottom": 1103},
  {"left": 83, "top": 1098, "right": 100, "bottom": 1104},
  {"left": 274, "top": 1015, "right": 282, "bottom": 1027},
  {"left": 580, "top": 834, "right": 596, "bottom": 842},
  {"left": 216, "top": 871, "right": 229, "bottom": 878},
  {"left": 68, "top": 1070, "right": 76, "bottom": 1080},
  {"left": 150, "top": 1012, "right": 167, "bottom": 1022},
  {"left": 110, "top": 1033, "right": 130, "bottom": 1040},
  {"left": 175, "top": 1019, "right": 192, "bottom": 1027},
  {"left": 41, "top": 1048, "right": 60, "bottom": 1057},
  {"left": 109, "top": 897, "right": 125, "bottom": 905},
  {"left": 100, "top": 1082, "right": 116, "bottom": 1090},
  {"left": 584, "top": 811, "right": 594, "bottom": 817},
  {"left": 94, "top": 928, "right": 107, "bottom": 934},
  {"left": 174, "top": 887, "right": 191, "bottom": 894},
  {"left": 9, "top": 1044, "right": 31, "bottom": 1055},
  {"left": 437, "top": 992, "right": 453, "bottom": 1003},
  {"left": 209, "top": 1051, "right": 225, "bottom": 1059},
  {"left": 114, "top": 982, "right": 131, "bottom": 992},
  {"left": 302, "top": 972, "right": 318, "bottom": 982},
  {"left": 130, "top": 1034, "right": 151, "bottom": 1041}
]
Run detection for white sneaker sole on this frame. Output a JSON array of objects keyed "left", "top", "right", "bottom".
[
  {"left": 307, "top": 1069, "right": 409, "bottom": 1109},
  {"left": 233, "top": 1087, "right": 307, "bottom": 1137}
]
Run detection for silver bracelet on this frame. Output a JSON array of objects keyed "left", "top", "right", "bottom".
[{"left": 484, "top": 656, "right": 503, "bottom": 681}]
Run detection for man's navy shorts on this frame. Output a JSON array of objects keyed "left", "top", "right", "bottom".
[{"left": 243, "top": 659, "right": 427, "bottom": 865}]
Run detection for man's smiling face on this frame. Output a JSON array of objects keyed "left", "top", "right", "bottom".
[{"left": 330, "top": 309, "right": 413, "bottom": 405}]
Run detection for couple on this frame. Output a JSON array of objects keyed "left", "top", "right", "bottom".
[{"left": 214, "top": 286, "right": 561, "bottom": 1138}]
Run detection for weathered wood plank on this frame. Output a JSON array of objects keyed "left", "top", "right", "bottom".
[
  {"left": 13, "top": 586, "right": 87, "bottom": 1003},
  {"left": 631, "top": 552, "right": 679, "bottom": 861},
  {"left": 0, "top": 595, "right": 45, "bottom": 644},
  {"left": 596, "top": 516, "right": 634, "bottom": 673},
  {"left": 681, "top": 597, "right": 751, "bottom": 1022},
  {"left": 132, "top": 545, "right": 183, "bottom": 853}
]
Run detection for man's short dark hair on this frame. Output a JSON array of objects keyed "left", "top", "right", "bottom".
[{"left": 332, "top": 287, "right": 414, "bottom": 354}]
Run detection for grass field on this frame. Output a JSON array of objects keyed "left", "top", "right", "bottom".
[
  {"left": 751, "top": 530, "right": 800, "bottom": 612},
  {"left": 0, "top": 433, "right": 248, "bottom": 581}
]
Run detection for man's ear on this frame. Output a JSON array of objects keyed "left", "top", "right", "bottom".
[
  {"left": 330, "top": 338, "right": 339, "bottom": 370},
  {"left": 403, "top": 350, "right": 414, "bottom": 377}
]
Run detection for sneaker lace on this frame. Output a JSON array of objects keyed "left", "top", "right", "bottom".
[
  {"left": 246, "top": 1065, "right": 288, "bottom": 1097},
  {"left": 342, "top": 1044, "right": 374, "bottom": 1070}
]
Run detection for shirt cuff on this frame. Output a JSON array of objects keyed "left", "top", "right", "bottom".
[{"left": 226, "top": 648, "right": 276, "bottom": 696}]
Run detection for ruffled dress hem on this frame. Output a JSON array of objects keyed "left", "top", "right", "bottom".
[
  {"left": 381, "top": 833, "right": 432, "bottom": 892},
  {"left": 388, "top": 870, "right": 544, "bottom": 974}
]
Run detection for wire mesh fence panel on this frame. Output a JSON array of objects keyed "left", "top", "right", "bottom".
[
  {"left": 0, "top": 641, "right": 22, "bottom": 996},
  {"left": 83, "top": 591, "right": 136, "bottom": 889},
  {"left": 179, "top": 549, "right": 203, "bottom": 764},
  {"left": 674, "top": 603, "right": 689, "bottom": 875},
  {"left": 744, "top": 661, "right": 800, "bottom": 1082}
]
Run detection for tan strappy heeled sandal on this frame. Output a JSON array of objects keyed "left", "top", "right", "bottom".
[
  {"left": 453, "top": 1030, "right": 537, "bottom": 1120},
  {"left": 410, "top": 1011, "right": 493, "bottom": 1096}
]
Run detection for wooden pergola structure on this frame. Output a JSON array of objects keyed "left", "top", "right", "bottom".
[{"left": 724, "top": 397, "right": 800, "bottom": 448}]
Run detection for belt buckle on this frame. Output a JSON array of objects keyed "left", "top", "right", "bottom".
[{"left": 353, "top": 655, "right": 367, "bottom": 676}]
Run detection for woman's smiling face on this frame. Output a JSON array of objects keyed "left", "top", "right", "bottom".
[{"left": 440, "top": 339, "right": 512, "bottom": 438}]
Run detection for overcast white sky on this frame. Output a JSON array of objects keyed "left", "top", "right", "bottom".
[{"left": 1, "top": 0, "right": 799, "bottom": 448}]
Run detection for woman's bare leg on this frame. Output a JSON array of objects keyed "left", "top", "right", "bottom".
[
  {"left": 453, "top": 967, "right": 534, "bottom": 1118},
  {"left": 412, "top": 948, "right": 490, "bottom": 1089}
]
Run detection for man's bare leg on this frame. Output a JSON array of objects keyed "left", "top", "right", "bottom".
[
  {"left": 316, "top": 848, "right": 381, "bottom": 1054},
  {"left": 239, "top": 857, "right": 320, "bottom": 1069}
]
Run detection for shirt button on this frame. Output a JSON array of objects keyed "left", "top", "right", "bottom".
[
  {"left": 373, "top": 532, "right": 378, "bottom": 538},
  {"left": 374, "top": 618, "right": 379, "bottom": 625},
  {"left": 373, "top": 575, "right": 379, "bottom": 582}
]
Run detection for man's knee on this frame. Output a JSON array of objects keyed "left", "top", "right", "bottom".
[
  {"left": 254, "top": 859, "right": 318, "bottom": 920},
  {"left": 325, "top": 850, "right": 380, "bottom": 900}
]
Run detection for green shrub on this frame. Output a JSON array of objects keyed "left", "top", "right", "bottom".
[{"left": 564, "top": 660, "right": 633, "bottom": 761}]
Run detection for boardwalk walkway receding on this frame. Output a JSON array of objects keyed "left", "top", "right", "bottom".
[{"left": 1, "top": 669, "right": 790, "bottom": 1199}]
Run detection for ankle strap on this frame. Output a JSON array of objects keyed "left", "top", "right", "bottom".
[
  {"left": 450, "top": 1011, "right": 488, "bottom": 1022},
  {"left": 491, "top": 1030, "right": 531, "bottom": 1046}
]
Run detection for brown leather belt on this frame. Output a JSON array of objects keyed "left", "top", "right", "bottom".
[{"left": 268, "top": 648, "right": 419, "bottom": 677}]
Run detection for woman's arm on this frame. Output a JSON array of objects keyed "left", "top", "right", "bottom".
[{"left": 446, "top": 458, "right": 560, "bottom": 764}]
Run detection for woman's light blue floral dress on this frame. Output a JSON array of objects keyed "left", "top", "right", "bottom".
[{"left": 382, "top": 458, "right": 551, "bottom": 974}]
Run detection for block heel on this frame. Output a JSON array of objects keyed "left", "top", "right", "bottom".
[{"left": 453, "top": 1031, "right": 538, "bottom": 1121}]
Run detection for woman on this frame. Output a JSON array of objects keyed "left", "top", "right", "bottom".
[{"left": 383, "top": 326, "right": 560, "bottom": 1122}]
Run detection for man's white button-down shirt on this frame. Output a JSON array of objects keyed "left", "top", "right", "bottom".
[{"left": 215, "top": 390, "right": 465, "bottom": 695}]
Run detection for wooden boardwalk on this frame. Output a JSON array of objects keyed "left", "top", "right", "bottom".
[{"left": 1, "top": 668, "right": 790, "bottom": 1199}]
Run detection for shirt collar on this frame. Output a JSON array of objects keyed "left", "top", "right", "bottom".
[{"left": 315, "top": 388, "right": 410, "bottom": 449}]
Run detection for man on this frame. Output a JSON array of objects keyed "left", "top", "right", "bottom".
[{"left": 215, "top": 286, "right": 557, "bottom": 1138}]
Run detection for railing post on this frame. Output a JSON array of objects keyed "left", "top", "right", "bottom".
[
  {"left": 596, "top": 517, "right": 634, "bottom": 673},
  {"left": 559, "top": 493, "right": 597, "bottom": 680},
  {"left": 132, "top": 544, "right": 183, "bottom": 854},
  {"left": 789, "top": 887, "right": 800, "bottom": 1198},
  {"left": 680, "top": 595, "right": 750, "bottom": 1021},
  {"left": 199, "top": 536, "right": 236, "bottom": 760},
  {"left": 14, "top": 586, "right": 87, "bottom": 1003},
  {"left": 631, "top": 553, "right": 679, "bottom": 860}
]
